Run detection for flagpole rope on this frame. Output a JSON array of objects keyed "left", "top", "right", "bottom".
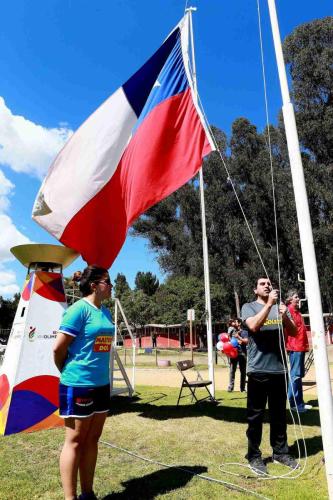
[
  {"left": 256, "top": 0, "right": 308, "bottom": 476},
  {"left": 100, "top": 439, "right": 272, "bottom": 500},
  {"left": 186, "top": 1, "right": 309, "bottom": 481},
  {"left": 195, "top": 89, "right": 270, "bottom": 280},
  {"left": 216, "top": 0, "right": 309, "bottom": 482},
  {"left": 256, "top": 0, "right": 281, "bottom": 299}
]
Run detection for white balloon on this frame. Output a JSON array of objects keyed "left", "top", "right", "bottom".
[{"left": 216, "top": 341, "right": 224, "bottom": 351}]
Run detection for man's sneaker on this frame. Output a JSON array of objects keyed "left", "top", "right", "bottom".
[
  {"left": 227, "top": 387, "right": 233, "bottom": 392},
  {"left": 304, "top": 404, "right": 313, "bottom": 410},
  {"left": 249, "top": 457, "right": 268, "bottom": 476},
  {"left": 272, "top": 454, "right": 300, "bottom": 469},
  {"left": 290, "top": 406, "right": 307, "bottom": 413}
]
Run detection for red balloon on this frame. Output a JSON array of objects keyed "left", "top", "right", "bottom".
[
  {"left": 222, "top": 342, "right": 238, "bottom": 359},
  {"left": 219, "top": 332, "right": 229, "bottom": 343},
  {"left": 229, "top": 347, "right": 238, "bottom": 359}
]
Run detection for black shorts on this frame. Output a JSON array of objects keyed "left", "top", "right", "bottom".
[{"left": 59, "top": 383, "right": 110, "bottom": 418}]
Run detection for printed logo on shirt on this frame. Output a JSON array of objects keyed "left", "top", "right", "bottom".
[
  {"left": 264, "top": 318, "right": 282, "bottom": 326},
  {"left": 93, "top": 335, "right": 112, "bottom": 352},
  {"left": 75, "top": 397, "right": 93, "bottom": 407}
]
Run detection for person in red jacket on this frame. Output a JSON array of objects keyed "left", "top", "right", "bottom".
[{"left": 285, "top": 290, "right": 312, "bottom": 413}]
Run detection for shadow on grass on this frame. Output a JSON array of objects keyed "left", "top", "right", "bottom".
[
  {"left": 289, "top": 434, "right": 323, "bottom": 458},
  {"left": 306, "top": 398, "right": 319, "bottom": 407},
  {"left": 109, "top": 393, "right": 322, "bottom": 427},
  {"left": 109, "top": 393, "right": 247, "bottom": 423},
  {"left": 102, "top": 465, "right": 207, "bottom": 499},
  {"left": 286, "top": 406, "right": 321, "bottom": 427}
]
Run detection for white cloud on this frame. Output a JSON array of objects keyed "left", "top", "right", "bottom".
[
  {"left": 0, "top": 214, "right": 32, "bottom": 263},
  {"left": 0, "top": 169, "right": 14, "bottom": 212},
  {"left": 0, "top": 96, "right": 73, "bottom": 179},
  {"left": 0, "top": 268, "right": 19, "bottom": 297},
  {"left": 0, "top": 97, "right": 73, "bottom": 297},
  {"left": 0, "top": 169, "right": 31, "bottom": 263},
  {"left": 0, "top": 208, "right": 31, "bottom": 297},
  {"left": 0, "top": 168, "right": 30, "bottom": 297}
]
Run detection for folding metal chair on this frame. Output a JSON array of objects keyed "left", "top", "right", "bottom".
[
  {"left": 304, "top": 349, "right": 314, "bottom": 375},
  {"left": 176, "top": 360, "right": 216, "bottom": 405}
]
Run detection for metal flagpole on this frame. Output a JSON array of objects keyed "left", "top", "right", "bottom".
[
  {"left": 187, "top": 7, "right": 215, "bottom": 396},
  {"left": 267, "top": 1, "right": 333, "bottom": 495}
]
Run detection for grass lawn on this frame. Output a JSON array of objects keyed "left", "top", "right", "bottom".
[{"left": 0, "top": 386, "right": 326, "bottom": 500}]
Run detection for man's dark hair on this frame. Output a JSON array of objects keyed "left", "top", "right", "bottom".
[{"left": 254, "top": 277, "right": 270, "bottom": 289}]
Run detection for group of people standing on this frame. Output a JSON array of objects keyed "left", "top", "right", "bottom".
[{"left": 53, "top": 266, "right": 314, "bottom": 498}]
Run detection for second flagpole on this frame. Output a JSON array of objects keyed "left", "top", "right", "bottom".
[{"left": 187, "top": 7, "right": 215, "bottom": 396}]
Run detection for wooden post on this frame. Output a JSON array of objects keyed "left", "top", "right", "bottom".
[
  {"left": 187, "top": 309, "right": 195, "bottom": 362},
  {"left": 190, "top": 317, "right": 193, "bottom": 362}
]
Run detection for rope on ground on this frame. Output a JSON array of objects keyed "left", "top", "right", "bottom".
[
  {"left": 100, "top": 439, "right": 272, "bottom": 500},
  {"left": 184, "top": 0, "right": 309, "bottom": 482}
]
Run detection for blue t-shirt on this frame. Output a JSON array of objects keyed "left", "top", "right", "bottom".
[{"left": 59, "top": 298, "right": 115, "bottom": 387}]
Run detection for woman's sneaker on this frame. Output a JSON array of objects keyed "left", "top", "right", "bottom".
[
  {"left": 78, "top": 492, "right": 97, "bottom": 500},
  {"left": 249, "top": 457, "right": 268, "bottom": 476},
  {"left": 272, "top": 454, "right": 300, "bottom": 469}
]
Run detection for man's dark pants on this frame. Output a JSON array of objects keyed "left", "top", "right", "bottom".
[
  {"left": 246, "top": 373, "right": 289, "bottom": 461},
  {"left": 228, "top": 353, "right": 247, "bottom": 391}
]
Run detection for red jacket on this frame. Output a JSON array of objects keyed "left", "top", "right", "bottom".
[{"left": 286, "top": 305, "right": 309, "bottom": 352}]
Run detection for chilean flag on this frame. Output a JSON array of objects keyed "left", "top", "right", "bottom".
[{"left": 32, "top": 14, "right": 215, "bottom": 268}]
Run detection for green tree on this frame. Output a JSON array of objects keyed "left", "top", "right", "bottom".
[
  {"left": 152, "top": 275, "right": 228, "bottom": 324},
  {"left": 113, "top": 273, "right": 131, "bottom": 300},
  {"left": 0, "top": 294, "right": 20, "bottom": 331},
  {"left": 132, "top": 119, "right": 302, "bottom": 310},
  {"left": 131, "top": 18, "right": 333, "bottom": 314},
  {"left": 120, "top": 290, "right": 157, "bottom": 331},
  {"left": 283, "top": 16, "right": 333, "bottom": 309},
  {"left": 283, "top": 16, "right": 333, "bottom": 165},
  {"left": 134, "top": 271, "right": 159, "bottom": 296}
]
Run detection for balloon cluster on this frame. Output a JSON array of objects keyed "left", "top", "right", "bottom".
[{"left": 216, "top": 333, "right": 238, "bottom": 359}]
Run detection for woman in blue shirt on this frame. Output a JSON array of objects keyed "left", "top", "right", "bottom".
[{"left": 53, "top": 266, "right": 114, "bottom": 500}]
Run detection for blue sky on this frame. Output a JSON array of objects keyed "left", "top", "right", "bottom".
[{"left": 0, "top": 0, "right": 331, "bottom": 297}]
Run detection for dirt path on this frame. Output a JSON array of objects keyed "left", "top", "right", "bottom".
[{"left": 127, "top": 364, "right": 332, "bottom": 396}]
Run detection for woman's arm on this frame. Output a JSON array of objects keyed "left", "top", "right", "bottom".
[{"left": 53, "top": 332, "right": 74, "bottom": 372}]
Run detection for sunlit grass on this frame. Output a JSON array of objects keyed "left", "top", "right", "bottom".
[{"left": 0, "top": 386, "right": 326, "bottom": 499}]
